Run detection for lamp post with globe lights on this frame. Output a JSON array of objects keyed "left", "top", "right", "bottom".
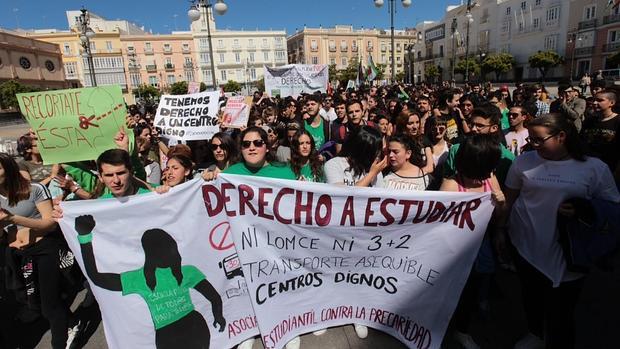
[
  {"left": 76, "top": 8, "right": 97, "bottom": 87},
  {"left": 374, "top": 0, "right": 411, "bottom": 82},
  {"left": 188, "top": 0, "right": 227, "bottom": 91}
]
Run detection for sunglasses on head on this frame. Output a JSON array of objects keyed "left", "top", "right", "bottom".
[{"left": 241, "top": 139, "right": 266, "bottom": 149}]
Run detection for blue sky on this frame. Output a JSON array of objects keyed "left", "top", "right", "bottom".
[{"left": 0, "top": 0, "right": 457, "bottom": 35}]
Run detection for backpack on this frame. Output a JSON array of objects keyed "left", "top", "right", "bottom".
[{"left": 557, "top": 198, "right": 620, "bottom": 273}]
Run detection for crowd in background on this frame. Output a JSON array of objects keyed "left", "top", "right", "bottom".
[{"left": 1, "top": 76, "right": 619, "bottom": 349}]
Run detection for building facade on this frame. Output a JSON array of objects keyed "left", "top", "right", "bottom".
[
  {"left": 0, "top": 30, "right": 70, "bottom": 94},
  {"left": 287, "top": 25, "right": 419, "bottom": 81},
  {"left": 413, "top": 0, "right": 572, "bottom": 83},
  {"left": 121, "top": 33, "right": 195, "bottom": 93},
  {"left": 565, "top": 0, "right": 620, "bottom": 79},
  {"left": 190, "top": 7, "right": 287, "bottom": 90}
]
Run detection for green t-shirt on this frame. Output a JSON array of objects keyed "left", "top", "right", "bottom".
[
  {"left": 224, "top": 162, "right": 297, "bottom": 180},
  {"left": 500, "top": 109, "right": 510, "bottom": 131},
  {"left": 304, "top": 118, "right": 326, "bottom": 150},
  {"left": 120, "top": 265, "right": 206, "bottom": 329},
  {"left": 443, "top": 142, "right": 515, "bottom": 185},
  {"left": 98, "top": 186, "right": 152, "bottom": 199},
  {"left": 299, "top": 163, "right": 325, "bottom": 183}
]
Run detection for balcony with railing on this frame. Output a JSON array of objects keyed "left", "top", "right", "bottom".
[
  {"left": 340, "top": 45, "right": 348, "bottom": 52},
  {"left": 145, "top": 64, "right": 157, "bottom": 72},
  {"left": 328, "top": 45, "right": 336, "bottom": 52},
  {"left": 603, "top": 14, "right": 620, "bottom": 25},
  {"left": 182, "top": 46, "right": 191, "bottom": 54},
  {"left": 603, "top": 41, "right": 620, "bottom": 52},
  {"left": 183, "top": 61, "right": 194, "bottom": 68},
  {"left": 144, "top": 47, "right": 154, "bottom": 55},
  {"left": 352, "top": 45, "right": 359, "bottom": 52},
  {"left": 578, "top": 19, "right": 597, "bottom": 30},
  {"left": 128, "top": 63, "right": 141, "bottom": 71},
  {"left": 163, "top": 47, "right": 172, "bottom": 54},
  {"left": 367, "top": 45, "right": 373, "bottom": 52},
  {"left": 574, "top": 46, "right": 595, "bottom": 56},
  {"left": 164, "top": 63, "right": 175, "bottom": 71}
]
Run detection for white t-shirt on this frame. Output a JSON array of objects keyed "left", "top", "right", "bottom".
[
  {"left": 319, "top": 107, "right": 338, "bottom": 122},
  {"left": 382, "top": 171, "right": 430, "bottom": 191},
  {"left": 505, "top": 151, "right": 620, "bottom": 286},
  {"left": 324, "top": 157, "right": 384, "bottom": 187},
  {"left": 504, "top": 128, "right": 529, "bottom": 157}
]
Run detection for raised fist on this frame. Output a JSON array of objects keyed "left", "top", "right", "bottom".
[{"left": 75, "top": 215, "right": 96, "bottom": 236}]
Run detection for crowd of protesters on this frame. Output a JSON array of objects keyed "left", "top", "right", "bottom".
[{"left": 1, "top": 76, "right": 619, "bottom": 349}]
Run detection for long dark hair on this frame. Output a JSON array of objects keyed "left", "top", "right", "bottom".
[
  {"left": 528, "top": 113, "right": 586, "bottom": 161},
  {"left": 211, "top": 132, "right": 239, "bottom": 165},
  {"left": 454, "top": 134, "right": 501, "bottom": 180},
  {"left": 290, "top": 130, "right": 324, "bottom": 180},
  {"left": 340, "top": 126, "right": 383, "bottom": 178},
  {"left": 388, "top": 134, "right": 424, "bottom": 168},
  {"left": 0, "top": 153, "right": 31, "bottom": 206},
  {"left": 142, "top": 229, "right": 183, "bottom": 291}
]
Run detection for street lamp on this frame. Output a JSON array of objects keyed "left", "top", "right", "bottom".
[
  {"left": 76, "top": 7, "right": 97, "bottom": 87},
  {"left": 451, "top": 18, "right": 458, "bottom": 82},
  {"left": 374, "top": 0, "right": 411, "bottom": 82},
  {"left": 407, "top": 44, "right": 415, "bottom": 84},
  {"left": 478, "top": 50, "right": 486, "bottom": 82},
  {"left": 464, "top": 0, "right": 474, "bottom": 83},
  {"left": 568, "top": 34, "right": 582, "bottom": 83},
  {"left": 188, "top": 0, "right": 227, "bottom": 91}
]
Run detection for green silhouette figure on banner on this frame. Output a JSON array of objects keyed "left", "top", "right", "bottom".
[{"left": 74, "top": 215, "right": 226, "bottom": 348}]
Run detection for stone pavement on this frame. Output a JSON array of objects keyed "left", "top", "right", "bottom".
[{"left": 26, "top": 250, "right": 620, "bottom": 349}]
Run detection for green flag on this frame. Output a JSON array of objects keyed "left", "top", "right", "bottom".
[{"left": 366, "top": 54, "right": 379, "bottom": 81}]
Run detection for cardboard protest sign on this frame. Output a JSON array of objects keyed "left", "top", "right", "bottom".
[
  {"left": 58, "top": 179, "right": 259, "bottom": 349},
  {"left": 17, "top": 86, "right": 131, "bottom": 165},
  {"left": 188, "top": 82, "right": 200, "bottom": 94},
  {"left": 264, "top": 64, "right": 328, "bottom": 98},
  {"left": 211, "top": 175, "right": 494, "bottom": 349},
  {"left": 154, "top": 91, "right": 219, "bottom": 141},
  {"left": 222, "top": 96, "right": 250, "bottom": 128}
]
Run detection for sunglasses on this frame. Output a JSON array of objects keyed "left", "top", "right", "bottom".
[
  {"left": 509, "top": 112, "right": 522, "bottom": 118},
  {"left": 526, "top": 133, "right": 557, "bottom": 146},
  {"left": 210, "top": 143, "right": 226, "bottom": 151},
  {"left": 241, "top": 139, "right": 266, "bottom": 149}
]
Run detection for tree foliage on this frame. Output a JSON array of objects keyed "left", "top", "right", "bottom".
[
  {"left": 395, "top": 71, "right": 406, "bottom": 82},
  {"left": 132, "top": 84, "right": 161, "bottom": 102},
  {"left": 0, "top": 80, "right": 41, "bottom": 110},
  {"left": 481, "top": 53, "right": 515, "bottom": 81},
  {"left": 454, "top": 58, "right": 480, "bottom": 79},
  {"left": 528, "top": 50, "right": 564, "bottom": 81},
  {"left": 328, "top": 64, "right": 338, "bottom": 83},
  {"left": 253, "top": 77, "right": 265, "bottom": 92},
  {"left": 222, "top": 80, "right": 242, "bottom": 93},
  {"left": 169, "top": 81, "right": 189, "bottom": 95},
  {"left": 375, "top": 63, "right": 386, "bottom": 81},
  {"left": 425, "top": 65, "right": 440, "bottom": 82},
  {"left": 335, "top": 57, "right": 360, "bottom": 85}
]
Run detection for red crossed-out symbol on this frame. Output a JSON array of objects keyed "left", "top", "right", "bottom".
[{"left": 209, "top": 221, "right": 235, "bottom": 251}]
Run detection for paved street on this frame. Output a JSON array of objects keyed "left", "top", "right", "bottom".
[{"left": 21, "top": 249, "right": 620, "bottom": 349}]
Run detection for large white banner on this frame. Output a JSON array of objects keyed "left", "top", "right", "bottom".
[
  {"left": 154, "top": 91, "right": 220, "bottom": 141},
  {"left": 264, "top": 64, "right": 328, "bottom": 98},
  {"left": 58, "top": 179, "right": 259, "bottom": 349},
  {"left": 59, "top": 175, "right": 493, "bottom": 349},
  {"left": 210, "top": 175, "right": 494, "bottom": 349}
]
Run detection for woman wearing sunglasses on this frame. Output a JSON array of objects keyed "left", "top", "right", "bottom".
[
  {"left": 220, "top": 127, "right": 296, "bottom": 179},
  {"left": 504, "top": 114, "right": 620, "bottom": 349}
]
